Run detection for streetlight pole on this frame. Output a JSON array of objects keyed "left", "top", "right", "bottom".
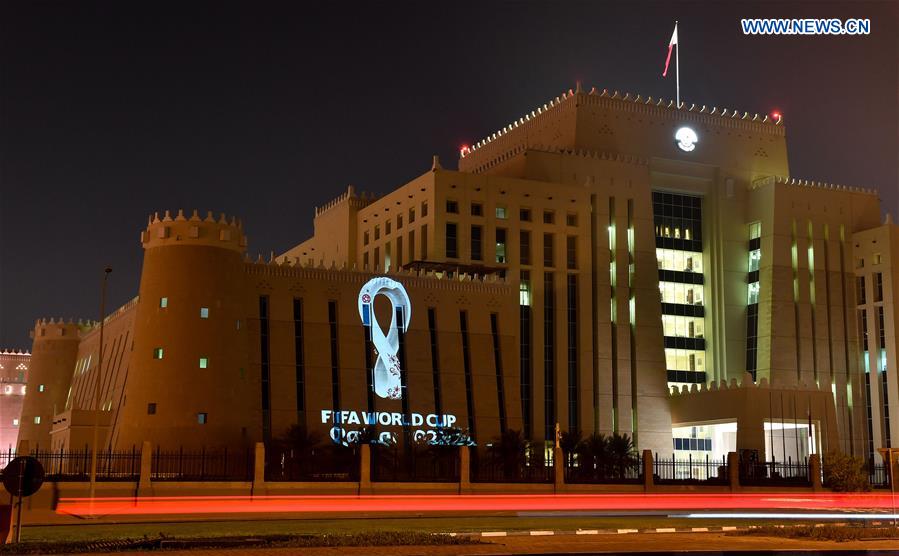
[{"left": 89, "top": 267, "right": 112, "bottom": 501}]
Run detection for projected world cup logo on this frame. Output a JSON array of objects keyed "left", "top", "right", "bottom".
[{"left": 358, "top": 277, "right": 411, "bottom": 400}]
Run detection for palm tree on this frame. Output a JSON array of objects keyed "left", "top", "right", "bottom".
[
  {"left": 576, "top": 433, "right": 608, "bottom": 479},
  {"left": 559, "top": 430, "right": 583, "bottom": 467},
  {"left": 488, "top": 429, "right": 529, "bottom": 480},
  {"left": 606, "top": 432, "right": 638, "bottom": 479},
  {"left": 277, "top": 424, "right": 322, "bottom": 457}
]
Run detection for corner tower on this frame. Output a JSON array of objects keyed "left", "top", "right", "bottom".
[
  {"left": 16, "top": 319, "right": 81, "bottom": 451},
  {"left": 114, "top": 210, "right": 254, "bottom": 450}
]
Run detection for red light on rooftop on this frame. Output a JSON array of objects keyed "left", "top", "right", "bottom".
[{"left": 771, "top": 111, "right": 782, "bottom": 121}]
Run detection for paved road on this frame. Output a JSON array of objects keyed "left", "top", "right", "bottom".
[{"left": 99, "top": 532, "right": 899, "bottom": 555}]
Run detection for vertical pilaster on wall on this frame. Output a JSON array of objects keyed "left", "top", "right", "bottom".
[
  {"left": 727, "top": 451, "right": 740, "bottom": 492},
  {"left": 642, "top": 449, "right": 653, "bottom": 492},
  {"left": 138, "top": 440, "right": 152, "bottom": 492},
  {"left": 253, "top": 442, "right": 265, "bottom": 490},
  {"left": 359, "top": 443, "right": 371, "bottom": 495},
  {"left": 553, "top": 446, "right": 564, "bottom": 493},
  {"left": 459, "top": 446, "right": 470, "bottom": 494},
  {"left": 809, "top": 453, "right": 822, "bottom": 491}
]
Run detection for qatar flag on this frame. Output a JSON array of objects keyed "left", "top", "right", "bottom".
[{"left": 662, "top": 23, "right": 678, "bottom": 77}]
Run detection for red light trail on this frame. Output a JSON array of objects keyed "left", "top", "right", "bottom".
[{"left": 56, "top": 492, "right": 898, "bottom": 518}]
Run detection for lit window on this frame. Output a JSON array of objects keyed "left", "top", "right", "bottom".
[
  {"left": 495, "top": 206, "right": 507, "bottom": 219},
  {"left": 153, "top": 347, "right": 164, "bottom": 359},
  {"left": 200, "top": 307, "right": 209, "bottom": 319},
  {"left": 34, "top": 416, "right": 41, "bottom": 425},
  {"left": 199, "top": 357, "right": 209, "bottom": 369},
  {"left": 198, "top": 412, "right": 208, "bottom": 424},
  {"left": 38, "top": 384, "right": 45, "bottom": 393},
  {"left": 159, "top": 297, "right": 168, "bottom": 308},
  {"left": 147, "top": 403, "right": 157, "bottom": 415},
  {"left": 12, "top": 419, "right": 18, "bottom": 427},
  {"left": 496, "top": 228, "right": 507, "bottom": 264},
  {"left": 873, "top": 253, "right": 882, "bottom": 265}
]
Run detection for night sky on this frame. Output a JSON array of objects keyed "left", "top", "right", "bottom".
[{"left": 1, "top": 1, "right": 896, "bottom": 349}]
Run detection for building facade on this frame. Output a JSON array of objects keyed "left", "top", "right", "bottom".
[
  {"left": 0, "top": 349, "right": 30, "bottom": 452},
  {"left": 14, "top": 85, "right": 895, "bottom": 464}
]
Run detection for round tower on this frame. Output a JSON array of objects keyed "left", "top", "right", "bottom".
[
  {"left": 17, "top": 319, "right": 81, "bottom": 452},
  {"left": 114, "top": 209, "right": 254, "bottom": 450}
]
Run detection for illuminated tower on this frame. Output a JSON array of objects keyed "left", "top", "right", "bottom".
[{"left": 113, "top": 210, "right": 255, "bottom": 449}]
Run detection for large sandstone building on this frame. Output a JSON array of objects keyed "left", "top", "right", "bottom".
[{"left": 14, "top": 86, "right": 898, "bottom": 466}]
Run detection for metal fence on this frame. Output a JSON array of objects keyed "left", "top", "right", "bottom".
[
  {"left": 151, "top": 446, "right": 252, "bottom": 481},
  {"left": 470, "top": 450, "right": 554, "bottom": 483},
  {"left": 0, "top": 447, "right": 141, "bottom": 481},
  {"left": 653, "top": 454, "right": 727, "bottom": 484},
  {"left": 265, "top": 446, "right": 359, "bottom": 482},
  {"left": 740, "top": 456, "right": 810, "bottom": 486},
  {"left": 869, "top": 463, "right": 891, "bottom": 489},
  {"left": 370, "top": 445, "right": 460, "bottom": 482},
  {"left": 564, "top": 453, "right": 642, "bottom": 484}
]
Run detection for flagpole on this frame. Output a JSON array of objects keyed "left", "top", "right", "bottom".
[{"left": 675, "top": 20, "right": 680, "bottom": 108}]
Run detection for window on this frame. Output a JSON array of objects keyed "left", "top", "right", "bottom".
[
  {"left": 397, "top": 214, "right": 403, "bottom": 229},
  {"left": 12, "top": 419, "right": 18, "bottom": 427},
  {"left": 38, "top": 384, "right": 44, "bottom": 393},
  {"left": 34, "top": 416, "right": 41, "bottom": 425},
  {"left": 445, "top": 222, "right": 458, "bottom": 258},
  {"left": 748, "top": 249, "right": 761, "bottom": 272},
  {"left": 495, "top": 206, "right": 507, "bottom": 219},
  {"left": 385, "top": 242, "right": 392, "bottom": 271},
  {"left": 421, "top": 224, "right": 428, "bottom": 259},
  {"left": 147, "top": 403, "right": 157, "bottom": 415},
  {"left": 857, "top": 276, "right": 867, "bottom": 305},
  {"left": 374, "top": 247, "right": 380, "bottom": 268},
  {"left": 199, "top": 357, "right": 209, "bottom": 369},
  {"left": 543, "top": 210, "right": 555, "bottom": 224},
  {"left": 363, "top": 251, "right": 370, "bottom": 268},
  {"left": 566, "top": 213, "right": 578, "bottom": 227},
  {"left": 374, "top": 225, "right": 380, "bottom": 240},
  {"left": 874, "top": 272, "right": 883, "bottom": 302},
  {"left": 200, "top": 307, "right": 209, "bottom": 319},
  {"left": 566, "top": 236, "right": 577, "bottom": 269},
  {"left": 520, "top": 208, "right": 531, "bottom": 222},
  {"left": 520, "top": 230, "right": 531, "bottom": 266},
  {"left": 747, "top": 282, "right": 760, "bottom": 304},
  {"left": 519, "top": 270, "right": 531, "bottom": 306},
  {"left": 543, "top": 233, "right": 554, "bottom": 267},
  {"left": 236, "top": 319, "right": 241, "bottom": 330},
  {"left": 873, "top": 253, "right": 882, "bottom": 265},
  {"left": 470, "top": 225, "right": 483, "bottom": 261},
  {"left": 446, "top": 200, "right": 459, "bottom": 213},
  {"left": 159, "top": 297, "right": 169, "bottom": 308},
  {"left": 363, "top": 231, "right": 370, "bottom": 246},
  {"left": 749, "top": 221, "right": 761, "bottom": 240},
  {"left": 386, "top": 220, "right": 391, "bottom": 235},
  {"left": 409, "top": 207, "right": 415, "bottom": 223},
  {"left": 857, "top": 257, "right": 865, "bottom": 269},
  {"left": 422, "top": 201, "right": 428, "bottom": 217},
  {"left": 197, "top": 412, "right": 208, "bottom": 424},
  {"left": 496, "top": 228, "right": 507, "bottom": 264},
  {"left": 153, "top": 347, "right": 164, "bottom": 359},
  {"left": 471, "top": 202, "right": 483, "bottom": 216}
]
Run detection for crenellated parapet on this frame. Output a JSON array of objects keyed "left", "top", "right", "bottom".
[
  {"left": 141, "top": 209, "right": 247, "bottom": 253},
  {"left": 668, "top": 373, "right": 831, "bottom": 397},
  {"left": 29, "top": 318, "right": 87, "bottom": 341},
  {"left": 244, "top": 257, "right": 512, "bottom": 294},
  {"left": 751, "top": 175, "right": 879, "bottom": 196},
  {"left": 459, "top": 84, "right": 786, "bottom": 172},
  {"left": 314, "top": 185, "right": 376, "bottom": 218}
]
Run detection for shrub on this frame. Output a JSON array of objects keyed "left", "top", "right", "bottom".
[{"left": 822, "top": 450, "right": 871, "bottom": 492}]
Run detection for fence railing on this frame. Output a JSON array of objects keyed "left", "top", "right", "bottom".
[
  {"left": 470, "top": 450, "right": 554, "bottom": 483},
  {"left": 740, "top": 456, "right": 810, "bottom": 486},
  {"left": 151, "top": 446, "right": 252, "bottom": 481},
  {"left": 265, "top": 446, "right": 359, "bottom": 482},
  {"left": 653, "top": 453, "right": 728, "bottom": 485},
  {"left": 868, "top": 463, "right": 891, "bottom": 489},
  {"left": 0, "top": 447, "right": 142, "bottom": 481},
  {"left": 564, "top": 453, "right": 642, "bottom": 484},
  {"left": 371, "top": 445, "right": 459, "bottom": 482}
]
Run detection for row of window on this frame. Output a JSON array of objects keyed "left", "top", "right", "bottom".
[
  {"left": 659, "top": 281, "right": 704, "bottom": 306},
  {"left": 857, "top": 253, "right": 884, "bottom": 268},
  {"left": 152, "top": 348, "right": 208, "bottom": 369},
  {"left": 445, "top": 201, "right": 578, "bottom": 226},
  {"left": 657, "top": 248, "right": 703, "bottom": 273},
  {"left": 363, "top": 202, "right": 426, "bottom": 245},
  {"left": 673, "top": 437, "right": 713, "bottom": 451},
  {"left": 445, "top": 224, "right": 579, "bottom": 269},
  {"left": 146, "top": 402, "right": 208, "bottom": 424},
  {"left": 857, "top": 273, "right": 884, "bottom": 305}
]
